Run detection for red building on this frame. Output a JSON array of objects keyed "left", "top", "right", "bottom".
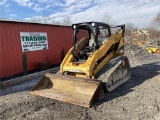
[{"left": 0, "top": 19, "right": 73, "bottom": 78}]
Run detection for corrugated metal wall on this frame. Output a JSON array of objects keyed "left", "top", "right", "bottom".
[{"left": 0, "top": 21, "right": 73, "bottom": 78}]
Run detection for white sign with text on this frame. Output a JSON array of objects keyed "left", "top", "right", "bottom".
[{"left": 20, "top": 32, "right": 49, "bottom": 52}]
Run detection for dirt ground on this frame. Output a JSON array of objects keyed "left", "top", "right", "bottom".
[{"left": 0, "top": 44, "right": 160, "bottom": 120}]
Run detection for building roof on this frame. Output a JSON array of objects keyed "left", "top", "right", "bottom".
[{"left": 0, "top": 18, "right": 71, "bottom": 27}]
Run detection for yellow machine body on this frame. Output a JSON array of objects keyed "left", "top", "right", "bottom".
[
  {"left": 31, "top": 22, "right": 131, "bottom": 108},
  {"left": 60, "top": 33, "right": 124, "bottom": 78}
]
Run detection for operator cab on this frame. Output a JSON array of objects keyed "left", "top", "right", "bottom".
[{"left": 72, "top": 22, "right": 111, "bottom": 61}]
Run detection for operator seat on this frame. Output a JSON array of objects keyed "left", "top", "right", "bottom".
[
  {"left": 89, "top": 32, "right": 95, "bottom": 46},
  {"left": 89, "top": 38, "right": 94, "bottom": 48}
]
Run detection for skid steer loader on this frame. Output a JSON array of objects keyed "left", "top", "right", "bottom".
[{"left": 30, "top": 22, "right": 131, "bottom": 108}]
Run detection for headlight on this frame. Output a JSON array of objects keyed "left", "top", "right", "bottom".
[
  {"left": 73, "top": 25, "right": 76, "bottom": 29},
  {"left": 92, "top": 22, "right": 95, "bottom": 26},
  {"left": 118, "top": 46, "right": 124, "bottom": 54},
  {"left": 119, "top": 49, "right": 124, "bottom": 54}
]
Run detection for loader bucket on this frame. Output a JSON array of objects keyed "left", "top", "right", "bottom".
[{"left": 30, "top": 73, "right": 104, "bottom": 108}]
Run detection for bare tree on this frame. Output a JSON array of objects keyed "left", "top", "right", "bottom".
[
  {"left": 100, "top": 12, "right": 112, "bottom": 24},
  {"left": 125, "top": 22, "right": 135, "bottom": 38},
  {"left": 147, "top": 11, "right": 160, "bottom": 39},
  {"left": 152, "top": 11, "right": 160, "bottom": 31},
  {"left": 26, "top": 16, "right": 50, "bottom": 24},
  {"left": 26, "top": 17, "right": 41, "bottom": 23},
  {"left": 26, "top": 15, "right": 72, "bottom": 26},
  {"left": 49, "top": 18, "right": 61, "bottom": 25},
  {"left": 49, "top": 16, "right": 72, "bottom": 26},
  {"left": 61, "top": 16, "right": 72, "bottom": 26}
]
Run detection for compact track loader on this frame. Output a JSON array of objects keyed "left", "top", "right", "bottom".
[{"left": 30, "top": 22, "right": 131, "bottom": 108}]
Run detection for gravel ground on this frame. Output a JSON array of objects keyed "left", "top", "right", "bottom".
[{"left": 0, "top": 43, "right": 160, "bottom": 120}]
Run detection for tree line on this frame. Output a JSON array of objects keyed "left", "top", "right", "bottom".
[
  {"left": 27, "top": 16, "right": 72, "bottom": 26},
  {"left": 125, "top": 11, "right": 160, "bottom": 40},
  {"left": 26, "top": 11, "right": 160, "bottom": 41}
]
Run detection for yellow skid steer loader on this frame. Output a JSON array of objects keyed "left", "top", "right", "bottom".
[{"left": 30, "top": 22, "right": 131, "bottom": 108}]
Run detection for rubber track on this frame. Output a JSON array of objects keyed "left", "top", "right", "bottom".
[{"left": 96, "top": 56, "right": 131, "bottom": 92}]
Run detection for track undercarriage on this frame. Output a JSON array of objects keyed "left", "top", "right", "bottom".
[{"left": 97, "top": 56, "right": 131, "bottom": 92}]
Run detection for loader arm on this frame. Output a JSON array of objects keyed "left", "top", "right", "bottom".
[{"left": 61, "top": 25, "right": 125, "bottom": 78}]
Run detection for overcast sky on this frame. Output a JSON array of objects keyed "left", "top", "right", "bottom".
[{"left": 0, "top": 0, "right": 160, "bottom": 28}]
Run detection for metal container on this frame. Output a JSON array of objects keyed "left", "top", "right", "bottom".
[{"left": 0, "top": 20, "right": 73, "bottom": 78}]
